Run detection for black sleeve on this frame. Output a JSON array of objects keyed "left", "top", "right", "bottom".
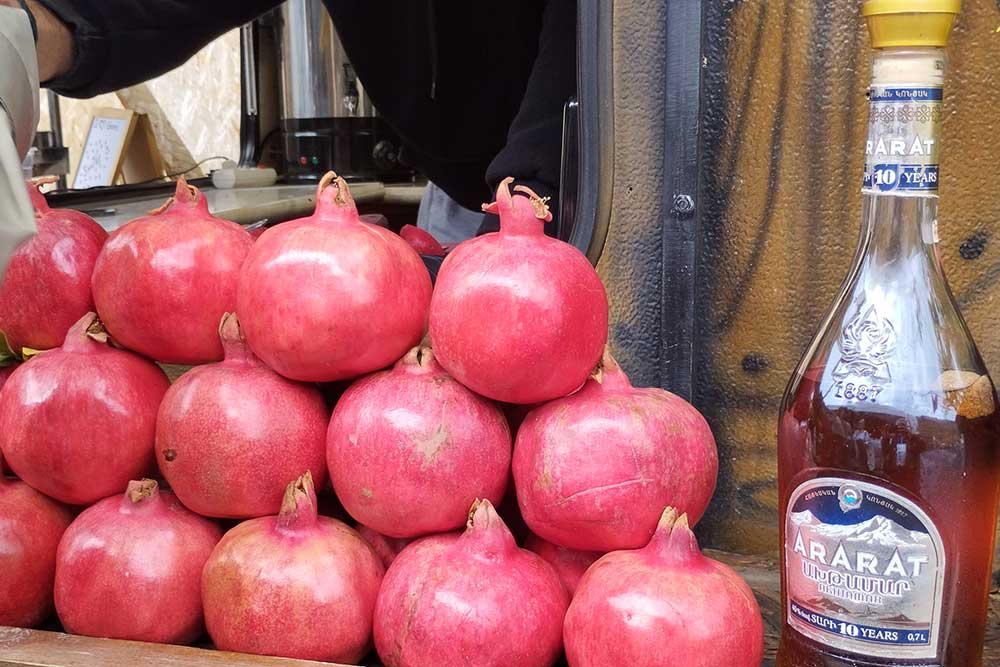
[
  {"left": 482, "top": 0, "right": 575, "bottom": 233},
  {"left": 37, "top": 0, "right": 281, "bottom": 97}
]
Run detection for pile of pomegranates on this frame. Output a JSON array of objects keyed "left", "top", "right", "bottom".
[{"left": 0, "top": 175, "right": 760, "bottom": 667}]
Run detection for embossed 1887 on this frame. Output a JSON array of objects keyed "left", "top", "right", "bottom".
[{"left": 833, "top": 380, "right": 885, "bottom": 402}]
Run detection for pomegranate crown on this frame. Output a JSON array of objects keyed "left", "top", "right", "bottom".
[
  {"left": 398, "top": 344, "right": 440, "bottom": 373},
  {"left": 217, "top": 312, "right": 259, "bottom": 365},
  {"left": 61, "top": 312, "right": 113, "bottom": 353},
  {"left": 277, "top": 471, "right": 319, "bottom": 531},
  {"left": 590, "top": 346, "right": 633, "bottom": 391},
  {"left": 461, "top": 499, "right": 517, "bottom": 556},
  {"left": 646, "top": 506, "right": 701, "bottom": 563},
  {"left": 27, "top": 177, "right": 57, "bottom": 215},
  {"left": 482, "top": 177, "right": 553, "bottom": 235},
  {"left": 315, "top": 171, "right": 358, "bottom": 219},
  {"left": 147, "top": 177, "right": 206, "bottom": 216},
  {"left": 126, "top": 479, "right": 159, "bottom": 504}
]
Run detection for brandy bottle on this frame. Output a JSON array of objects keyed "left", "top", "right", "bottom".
[{"left": 777, "top": 2, "right": 1000, "bottom": 666}]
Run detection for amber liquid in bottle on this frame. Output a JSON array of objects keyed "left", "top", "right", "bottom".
[{"left": 777, "top": 48, "right": 1000, "bottom": 667}]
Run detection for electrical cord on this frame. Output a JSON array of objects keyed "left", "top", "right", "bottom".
[
  {"left": 259, "top": 128, "right": 280, "bottom": 152},
  {"left": 159, "top": 155, "right": 231, "bottom": 180}
]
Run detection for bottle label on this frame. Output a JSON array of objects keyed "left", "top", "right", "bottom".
[
  {"left": 863, "top": 86, "right": 942, "bottom": 195},
  {"left": 784, "top": 477, "right": 945, "bottom": 660}
]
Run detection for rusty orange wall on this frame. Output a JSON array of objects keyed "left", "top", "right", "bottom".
[{"left": 599, "top": 0, "right": 1000, "bottom": 557}]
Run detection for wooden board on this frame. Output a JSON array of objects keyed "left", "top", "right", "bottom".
[
  {"left": 0, "top": 628, "right": 350, "bottom": 667},
  {"left": 1, "top": 551, "right": 996, "bottom": 666}
]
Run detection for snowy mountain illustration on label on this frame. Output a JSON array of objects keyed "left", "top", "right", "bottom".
[
  {"left": 789, "top": 510, "right": 936, "bottom": 625},
  {"left": 834, "top": 304, "right": 896, "bottom": 381},
  {"left": 791, "top": 511, "right": 931, "bottom": 547}
]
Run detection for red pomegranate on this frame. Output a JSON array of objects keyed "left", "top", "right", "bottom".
[
  {"left": 91, "top": 178, "right": 253, "bottom": 364},
  {"left": 513, "top": 349, "right": 718, "bottom": 551},
  {"left": 237, "top": 172, "right": 432, "bottom": 382},
  {"left": 356, "top": 524, "right": 412, "bottom": 568},
  {"left": 524, "top": 533, "right": 601, "bottom": 595},
  {"left": 399, "top": 224, "right": 446, "bottom": 256},
  {"left": 202, "top": 472, "right": 384, "bottom": 663},
  {"left": 374, "top": 499, "right": 568, "bottom": 667},
  {"left": 156, "top": 313, "right": 328, "bottom": 518},
  {"left": 0, "top": 313, "right": 170, "bottom": 505},
  {"left": 428, "top": 178, "right": 608, "bottom": 404},
  {"left": 0, "top": 182, "right": 106, "bottom": 354},
  {"left": 0, "top": 456, "right": 72, "bottom": 627},
  {"left": 54, "top": 480, "right": 221, "bottom": 643},
  {"left": 564, "top": 508, "right": 764, "bottom": 667},
  {"left": 328, "top": 345, "right": 511, "bottom": 538}
]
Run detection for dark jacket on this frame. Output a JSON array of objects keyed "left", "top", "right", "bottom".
[{"left": 36, "top": 0, "right": 575, "bottom": 214}]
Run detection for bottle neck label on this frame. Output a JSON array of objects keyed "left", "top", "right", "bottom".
[
  {"left": 863, "top": 85, "right": 942, "bottom": 196},
  {"left": 784, "top": 476, "right": 945, "bottom": 660}
]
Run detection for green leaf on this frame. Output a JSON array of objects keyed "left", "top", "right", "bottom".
[{"left": 0, "top": 331, "right": 18, "bottom": 365}]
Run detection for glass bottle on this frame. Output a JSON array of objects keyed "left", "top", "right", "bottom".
[{"left": 777, "top": 2, "right": 1000, "bottom": 666}]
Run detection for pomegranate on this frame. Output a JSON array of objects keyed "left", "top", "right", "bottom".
[
  {"left": 0, "top": 456, "right": 72, "bottom": 627},
  {"left": 357, "top": 524, "right": 412, "bottom": 568},
  {"left": 524, "top": 533, "right": 601, "bottom": 595},
  {"left": 156, "top": 313, "right": 328, "bottom": 518},
  {"left": 374, "top": 499, "right": 568, "bottom": 667},
  {"left": 0, "top": 313, "right": 170, "bottom": 505},
  {"left": 428, "top": 177, "right": 608, "bottom": 404},
  {"left": 513, "top": 348, "right": 718, "bottom": 551},
  {"left": 54, "top": 480, "right": 221, "bottom": 643},
  {"left": 400, "top": 224, "right": 446, "bottom": 256},
  {"left": 0, "top": 182, "right": 106, "bottom": 354},
  {"left": 237, "top": 172, "right": 432, "bottom": 382},
  {"left": 202, "top": 472, "right": 384, "bottom": 663},
  {"left": 91, "top": 178, "right": 253, "bottom": 364},
  {"left": 564, "top": 508, "right": 764, "bottom": 667},
  {"left": 328, "top": 345, "right": 510, "bottom": 538}
]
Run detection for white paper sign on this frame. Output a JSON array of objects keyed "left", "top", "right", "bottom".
[{"left": 73, "top": 116, "right": 130, "bottom": 189}]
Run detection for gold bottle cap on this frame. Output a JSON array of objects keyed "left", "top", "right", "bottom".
[{"left": 863, "top": 0, "right": 961, "bottom": 48}]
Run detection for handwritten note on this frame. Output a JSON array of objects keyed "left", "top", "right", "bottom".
[{"left": 73, "top": 116, "right": 130, "bottom": 189}]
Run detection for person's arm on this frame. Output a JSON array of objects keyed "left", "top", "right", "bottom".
[
  {"left": 11, "top": 0, "right": 280, "bottom": 97},
  {"left": 482, "top": 0, "right": 575, "bottom": 233},
  {"left": 0, "top": 1, "right": 72, "bottom": 83}
]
